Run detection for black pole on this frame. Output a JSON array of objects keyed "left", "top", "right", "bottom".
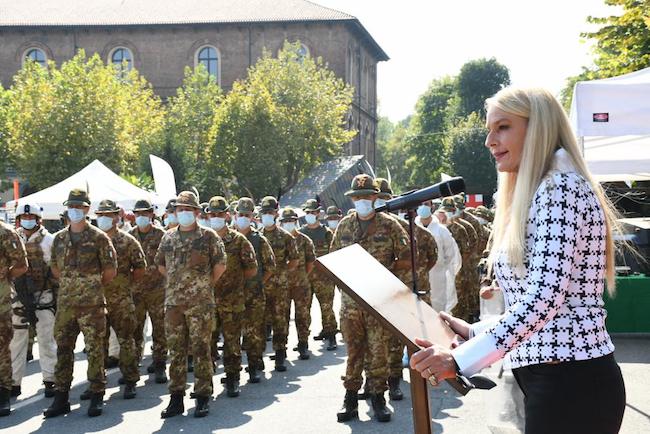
[{"left": 404, "top": 208, "right": 427, "bottom": 296}]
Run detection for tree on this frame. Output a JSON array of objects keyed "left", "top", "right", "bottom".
[
  {"left": 446, "top": 112, "right": 496, "bottom": 197},
  {"left": 164, "top": 65, "right": 223, "bottom": 198},
  {"left": 375, "top": 116, "right": 411, "bottom": 193},
  {"left": 0, "top": 85, "right": 8, "bottom": 176},
  {"left": 561, "top": 0, "right": 650, "bottom": 107},
  {"left": 5, "top": 50, "right": 165, "bottom": 190},
  {"left": 455, "top": 58, "right": 510, "bottom": 118},
  {"left": 209, "top": 41, "right": 355, "bottom": 199}
]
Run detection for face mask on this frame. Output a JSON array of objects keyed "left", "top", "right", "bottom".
[
  {"left": 210, "top": 217, "right": 226, "bottom": 230},
  {"left": 354, "top": 199, "right": 374, "bottom": 218},
  {"left": 282, "top": 222, "right": 297, "bottom": 232},
  {"left": 97, "top": 216, "right": 114, "bottom": 231},
  {"left": 20, "top": 219, "right": 37, "bottom": 230},
  {"left": 397, "top": 212, "right": 406, "bottom": 220},
  {"left": 305, "top": 214, "right": 317, "bottom": 225},
  {"left": 374, "top": 198, "right": 387, "bottom": 208},
  {"left": 445, "top": 211, "right": 454, "bottom": 221},
  {"left": 135, "top": 216, "right": 151, "bottom": 229},
  {"left": 68, "top": 208, "right": 85, "bottom": 224},
  {"left": 236, "top": 216, "right": 251, "bottom": 230},
  {"left": 476, "top": 217, "right": 487, "bottom": 225},
  {"left": 417, "top": 205, "right": 432, "bottom": 219},
  {"left": 177, "top": 211, "right": 196, "bottom": 227},
  {"left": 165, "top": 214, "right": 178, "bottom": 226},
  {"left": 327, "top": 220, "right": 338, "bottom": 229},
  {"left": 262, "top": 214, "right": 276, "bottom": 228},
  {"left": 197, "top": 218, "right": 209, "bottom": 227}
]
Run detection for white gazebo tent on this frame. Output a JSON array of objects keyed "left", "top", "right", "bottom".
[
  {"left": 6, "top": 159, "right": 171, "bottom": 220},
  {"left": 570, "top": 67, "right": 650, "bottom": 182}
]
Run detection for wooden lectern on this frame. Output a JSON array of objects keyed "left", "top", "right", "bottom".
[{"left": 317, "top": 243, "right": 471, "bottom": 434}]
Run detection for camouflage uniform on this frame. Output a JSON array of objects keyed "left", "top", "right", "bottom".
[
  {"left": 1, "top": 222, "right": 27, "bottom": 394},
  {"left": 155, "top": 194, "right": 226, "bottom": 398},
  {"left": 51, "top": 222, "right": 117, "bottom": 394}
]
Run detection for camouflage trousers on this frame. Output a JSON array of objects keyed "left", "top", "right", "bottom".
[
  {"left": 106, "top": 299, "right": 140, "bottom": 384},
  {"left": 165, "top": 304, "right": 214, "bottom": 397},
  {"left": 54, "top": 306, "right": 106, "bottom": 393},
  {"left": 311, "top": 277, "right": 337, "bottom": 336},
  {"left": 133, "top": 287, "right": 167, "bottom": 364},
  {"left": 452, "top": 266, "right": 480, "bottom": 323},
  {"left": 242, "top": 285, "right": 266, "bottom": 370},
  {"left": 264, "top": 273, "right": 289, "bottom": 351},
  {"left": 214, "top": 307, "right": 243, "bottom": 376},
  {"left": 340, "top": 305, "right": 388, "bottom": 394},
  {"left": 0, "top": 310, "right": 12, "bottom": 390},
  {"left": 287, "top": 284, "right": 312, "bottom": 343}
]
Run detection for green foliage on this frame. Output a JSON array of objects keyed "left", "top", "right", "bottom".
[
  {"left": 209, "top": 41, "right": 355, "bottom": 199},
  {"left": 375, "top": 116, "right": 411, "bottom": 193},
  {"left": 456, "top": 58, "right": 510, "bottom": 118},
  {"left": 562, "top": 0, "right": 650, "bottom": 107},
  {"left": 0, "top": 85, "right": 8, "bottom": 175},
  {"left": 5, "top": 50, "right": 165, "bottom": 190}
]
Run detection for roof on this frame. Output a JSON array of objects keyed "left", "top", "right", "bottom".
[{"left": 0, "top": 0, "right": 388, "bottom": 61}]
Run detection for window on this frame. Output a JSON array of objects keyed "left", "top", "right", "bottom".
[
  {"left": 296, "top": 44, "right": 309, "bottom": 62},
  {"left": 24, "top": 48, "right": 47, "bottom": 67},
  {"left": 197, "top": 46, "right": 219, "bottom": 81},
  {"left": 110, "top": 47, "right": 133, "bottom": 74}
]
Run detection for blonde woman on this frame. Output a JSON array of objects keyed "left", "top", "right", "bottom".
[{"left": 410, "top": 87, "right": 625, "bottom": 434}]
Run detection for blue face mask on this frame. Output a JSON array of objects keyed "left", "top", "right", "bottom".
[
  {"left": 20, "top": 219, "right": 37, "bottom": 230},
  {"left": 97, "top": 216, "right": 114, "bottom": 231},
  {"left": 354, "top": 199, "right": 374, "bottom": 217},
  {"left": 262, "top": 214, "right": 275, "bottom": 228},
  {"left": 236, "top": 216, "right": 251, "bottom": 230},
  {"left": 210, "top": 217, "right": 226, "bottom": 230},
  {"left": 417, "top": 205, "right": 432, "bottom": 218},
  {"left": 282, "top": 222, "right": 297, "bottom": 232},
  {"left": 177, "top": 211, "right": 196, "bottom": 227},
  {"left": 67, "top": 208, "right": 85, "bottom": 224},
  {"left": 165, "top": 214, "right": 178, "bottom": 226},
  {"left": 135, "top": 216, "right": 151, "bottom": 229},
  {"left": 305, "top": 214, "right": 317, "bottom": 225},
  {"left": 374, "top": 198, "right": 387, "bottom": 208}
]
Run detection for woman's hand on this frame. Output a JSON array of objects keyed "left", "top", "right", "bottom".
[
  {"left": 439, "top": 311, "right": 470, "bottom": 341},
  {"left": 410, "top": 338, "right": 458, "bottom": 385}
]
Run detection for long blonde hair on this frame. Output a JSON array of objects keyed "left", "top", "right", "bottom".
[{"left": 487, "top": 87, "right": 619, "bottom": 295}]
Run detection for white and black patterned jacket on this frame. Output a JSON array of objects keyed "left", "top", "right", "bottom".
[{"left": 452, "top": 149, "right": 615, "bottom": 376}]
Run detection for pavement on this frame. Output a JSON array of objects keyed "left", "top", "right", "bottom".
[{"left": 2, "top": 292, "right": 649, "bottom": 434}]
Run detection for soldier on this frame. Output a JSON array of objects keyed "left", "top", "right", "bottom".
[
  {"left": 155, "top": 191, "right": 226, "bottom": 418},
  {"left": 234, "top": 197, "right": 276, "bottom": 383},
  {"left": 325, "top": 206, "right": 343, "bottom": 230},
  {"left": 82, "top": 199, "right": 145, "bottom": 401},
  {"left": 130, "top": 199, "right": 168, "bottom": 384},
  {"left": 279, "top": 207, "right": 316, "bottom": 360},
  {"left": 331, "top": 174, "right": 411, "bottom": 423},
  {"left": 0, "top": 220, "right": 27, "bottom": 416},
  {"left": 197, "top": 202, "right": 210, "bottom": 227},
  {"left": 10, "top": 202, "right": 57, "bottom": 399},
  {"left": 207, "top": 196, "right": 257, "bottom": 397},
  {"left": 300, "top": 199, "right": 337, "bottom": 350},
  {"left": 454, "top": 194, "right": 488, "bottom": 255},
  {"left": 259, "top": 196, "right": 299, "bottom": 372},
  {"left": 44, "top": 189, "right": 118, "bottom": 418},
  {"left": 163, "top": 199, "right": 178, "bottom": 230}
]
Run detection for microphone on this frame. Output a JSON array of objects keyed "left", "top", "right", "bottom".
[{"left": 374, "top": 177, "right": 466, "bottom": 213}]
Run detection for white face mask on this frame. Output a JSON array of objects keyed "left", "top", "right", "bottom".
[
  {"left": 97, "top": 216, "right": 114, "bottom": 231},
  {"left": 354, "top": 199, "right": 374, "bottom": 217},
  {"left": 304, "top": 214, "right": 317, "bottom": 225},
  {"left": 282, "top": 222, "right": 297, "bottom": 232},
  {"left": 210, "top": 216, "right": 226, "bottom": 230},
  {"left": 177, "top": 211, "right": 196, "bottom": 227},
  {"left": 197, "top": 218, "right": 209, "bottom": 227},
  {"left": 445, "top": 211, "right": 455, "bottom": 221},
  {"left": 135, "top": 216, "right": 151, "bottom": 229},
  {"left": 236, "top": 216, "right": 251, "bottom": 230},
  {"left": 327, "top": 220, "right": 338, "bottom": 229},
  {"left": 374, "top": 198, "right": 387, "bottom": 208},
  {"left": 397, "top": 212, "right": 406, "bottom": 220},
  {"left": 20, "top": 219, "right": 38, "bottom": 230},
  {"left": 165, "top": 214, "right": 177, "bottom": 226},
  {"left": 262, "top": 214, "right": 276, "bottom": 228},
  {"left": 476, "top": 217, "right": 487, "bottom": 225},
  {"left": 417, "top": 205, "right": 432, "bottom": 218},
  {"left": 67, "top": 208, "right": 85, "bottom": 224}
]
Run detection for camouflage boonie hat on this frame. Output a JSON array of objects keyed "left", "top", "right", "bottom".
[
  {"left": 475, "top": 205, "right": 493, "bottom": 222},
  {"left": 439, "top": 197, "right": 457, "bottom": 212},
  {"left": 207, "top": 196, "right": 228, "bottom": 213},
  {"left": 165, "top": 199, "right": 176, "bottom": 212},
  {"left": 432, "top": 199, "right": 442, "bottom": 211},
  {"left": 279, "top": 207, "right": 298, "bottom": 222},
  {"left": 375, "top": 177, "right": 393, "bottom": 200},
  {"left": 302, "top": 199, "right": 321, "bottom": 212},
  {"left": 345, "top": 174, "right": 379, "bottom": 197},
  {"left": 229, "top": 201, "right": 238, "bottom": 213},
  {"left": 95, "top": 199, "right": 119, "bottom": 214},
  {"left": 326, "top": 206, "right": 342, "bottom": 217},
  {"left": 236, "top": 197, "right": 255, "bottom": 214},
  {"left": 465, "top": 206, "right": 476, "bottom": 214},
  {"left": 63, "top": 189, "right": 91, "bottom": 207},
  {"left": 453, "top": 194, "right": 466, "bottom": 210},
  {"left": 175, "top": 191, "right": 202, "bottom": 209},
  {"left": 260, "top": 196, "right": 279, "bottom": 212},
  {"left": 133, "top": 199, "right": 154, "bottom": 212}
]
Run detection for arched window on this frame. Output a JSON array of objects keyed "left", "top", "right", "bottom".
[
  {"left": 197, "top": 46, "right": 219, "bottom": 82},
  {"left": 110, "top": 47, "right": 133, "bottom": 74},
  {"left": 24, "top": 48, "right": 47, "bottom": 67}
]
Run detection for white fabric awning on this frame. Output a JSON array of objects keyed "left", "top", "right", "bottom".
[{"left": 583, "top": 135, "right": 650, "bottom": 182}]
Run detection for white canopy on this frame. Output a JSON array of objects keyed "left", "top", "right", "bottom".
[
  {"left": 6, "top": 160, "right": 171, "bottom": 220},
  {"left": 584, "top": 135, "right": 650, "bottom": 182}
]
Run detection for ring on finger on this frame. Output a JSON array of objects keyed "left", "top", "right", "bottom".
[
  {"left": 428, "top": 373, "right": 438, "bottom": 387},
  {"left": 424, "top": 367, "right": 432, "bottom": 377}
]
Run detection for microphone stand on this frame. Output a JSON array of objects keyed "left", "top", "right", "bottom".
[{"left": 404, "top": 207, "right": 427, "bottom": 297}]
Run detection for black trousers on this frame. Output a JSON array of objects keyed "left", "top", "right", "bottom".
[{"left": 513, "top": 353, "right": 625, "bottom": 434}]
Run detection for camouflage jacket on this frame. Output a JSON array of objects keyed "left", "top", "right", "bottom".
[
  {"left": 213, "top": 227, "right": 257, "bottom": 312},
  {"left": 455, "top": 217, "right": 478, "bottom": 263},
  {"left": 103, "top": 229, "right": 146, "bottom": 305},
  {"left": 130, "top": 225, "right": 166, "bottom": 291},
  {"left": 299, "top": 224, "right": 332, "bottom": 280},
  {"left": 330, "top": 211, "right": 410, "bottom": 309},
  {"left": 51, "top": 223, "right": 117, "bottom": 308},
  {"left": 155, "top": 225, "right": 226, "bottom": 306},
  {"left": 461, "top": 211, "right": 489, "bottom": 257},
  {"left": 243, "top": 229, "right": 276, "bottom": 296},
  {"left": 262, "top": 226, "right": 299, "bottom": 277},
  {"left": 288, "top": 230, "right": 316, "bottom": 288},
  {"left": 446, "top": 221, "right": 471, "bottom": 263},
  {"left": 391, "top": 215, "right": 438, "bottom": 290},
  {"left": 0, "top": 221, "right": 27, "bottom": 315}
]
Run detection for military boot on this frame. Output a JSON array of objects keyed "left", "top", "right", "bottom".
[
  {"left": 123, "top": 382, "right": 137, "bottom": 399},
  {"left": 161, "top": 393, "right": 184, "bottom": 418},
  {"left": 313, "top": 330, "right": 325, "bottom": 341},
  {"left": 370, "top": 393, "right": 391, "bottom": 422},
  {"left": 336, "top": 390, "right": 358, "bottom": 422},
  {"left": 274, "top": 350, "right": 287, "bottom": 372},
  {"left": 388, "top": 376, "right": 404, "bottom": 401},
  {"left": 297, "top": 341, "right": 310, "bottom": 360},
  {"left": 10, "top": 385, "right": 20, "bottom": 397},
  {"left": 194, "top": 395, "right": 210, "bottom": 418},
  {"left": 43, "top": 381, "right": 56, "bottom": 398},
  {"left": 357, "top": 379, "right": 370, "bottom": 400},
  {"left": 154, "top": 362, "right": 168, "bottom": 384},
  {"left": 187, "top": 355, "right": 194, "bottom": 373},
  {"left": 326, "top": 334, "right": 338, "bottom": 351},
  {"left": 87, "top": 393, "right": 104, "bottom": 417},
  {"left": 0, "top": 388, "right": 11, "bottom": 417},
  {"left": 79, "top": 388, "right": 92, "bottom": 400},
  {"left": 265, "top": 325, "right": 272, "bottom": 341},
  {"left": 248, "top": 366, "right": 262, "bottom": 384},
  {"left": 225, "top": 374, "right": 240, "bottom": 397},
  {"left": 43, "top": 390, "right": 71, "bottom": 418},
  {"left": 146, "top": 361, "right": 156, "bottom": 374}
]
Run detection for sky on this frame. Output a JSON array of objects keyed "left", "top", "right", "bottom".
[{"left": 316, "top": 0, "right": 619, "bottom": 122}]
